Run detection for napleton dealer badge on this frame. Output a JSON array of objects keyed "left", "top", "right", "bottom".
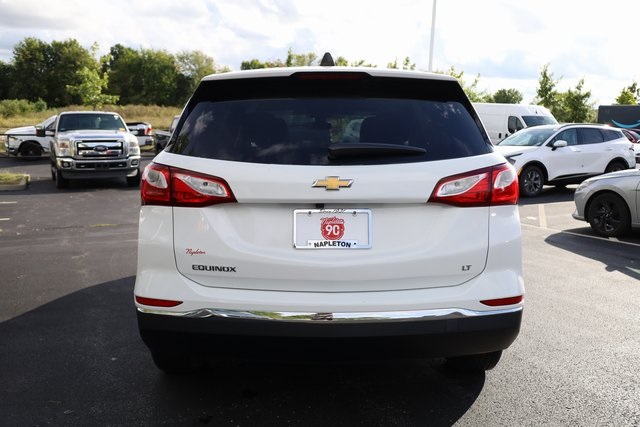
[{"left": 320, "top": 216, "right": 345, "bottom": 240}]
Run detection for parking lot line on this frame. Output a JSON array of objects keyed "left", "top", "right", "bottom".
[{"left": 537, "top": 204, "right": 547, "bottom": 229}]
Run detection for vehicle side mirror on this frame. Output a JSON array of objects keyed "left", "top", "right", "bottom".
[
  {"left": 551, "top": 140, "right": 568, "bottom": 150},
  {"left": 35, "top": 126, "right": 45, "bottom": 137}
]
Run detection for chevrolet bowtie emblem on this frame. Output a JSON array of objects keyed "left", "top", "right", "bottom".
[{"left": 312, "top": 176, "right": 353, "bottom": 190}]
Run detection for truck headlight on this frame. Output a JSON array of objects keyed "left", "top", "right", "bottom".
[
  {"left": 128, "top": 138, "right": 140, "bottom": 156},
  {"left": 57, "top": 139, "right": 72, "bottom": 157}
]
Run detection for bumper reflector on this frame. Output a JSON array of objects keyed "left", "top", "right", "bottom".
[
  {"left": 135, "top": 296, "right": 183, "bottom": 307},
  {"left": 480, "top": 295, "right": 523, "bottom": 307}
]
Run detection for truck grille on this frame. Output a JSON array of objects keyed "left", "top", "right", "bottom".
[{"left": 76, "top": 139, "right": 124, "bottom": 158}]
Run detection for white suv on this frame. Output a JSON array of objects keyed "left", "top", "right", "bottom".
[
  {"left": 495, "top": 124, "right": 636, "bottom": 197},
  {"left": 134, "top": 57, "right": 524, "bottom": 373}
]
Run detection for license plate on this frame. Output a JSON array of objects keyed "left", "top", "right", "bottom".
[{"left": 293, "top": 209, "right": 372, "bottom": 249}]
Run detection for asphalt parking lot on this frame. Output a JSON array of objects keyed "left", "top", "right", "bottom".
[{"left": 1, "top": 155, "right": 639, "bottom": 426}]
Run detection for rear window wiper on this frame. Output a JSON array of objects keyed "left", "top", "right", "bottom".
[{"left": 328, "top": 142, "right": 426, "bottom": 159}]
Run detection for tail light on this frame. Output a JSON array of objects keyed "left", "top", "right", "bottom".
[
  {"left": 145, "top": 126, "right": 153, "bottom": 136},
  {"left": 428, "top": 163, "right": 519, "bottom": 207},
  {"left": 141, "top": 163, "right": 236, "bottom": 207}
]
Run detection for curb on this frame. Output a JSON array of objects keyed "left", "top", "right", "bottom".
[{"left": 0, "top": 175, "right": 29, "bottom": 192}]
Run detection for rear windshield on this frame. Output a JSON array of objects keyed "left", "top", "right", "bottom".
[{"left": 168, "top": 74, "right": 491, "bottom": 165}]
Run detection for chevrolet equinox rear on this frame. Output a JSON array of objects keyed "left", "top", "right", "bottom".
[{"left": 134, "top": 60, "right": 524, "bottom": 373}]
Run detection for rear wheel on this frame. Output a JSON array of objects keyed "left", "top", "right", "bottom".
[
  {"left": 20, "top": 142, "right": 42, "bottom": 158},
  {"left": 445, "top": 350, "right": 503, "bottom": 372},
  {"left": 519, "top": 165, "right": 544, "bottom": 197},
  {"left": 587, "top": 193, "right": 631, "bottom": 237},
  {"left": 604, "top": 161, "right": 625, "bottom": 173}
]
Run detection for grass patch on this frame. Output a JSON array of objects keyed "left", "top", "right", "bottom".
[
  {"left": 0, "top": 104, "right": 182, "bottom": 133},
  {"left": 0, "top": 170, "right": 28, "bottom": 185}
]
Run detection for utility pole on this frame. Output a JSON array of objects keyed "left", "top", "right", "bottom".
[{"left": 428, "top": 0, "right": 437, "bottom": 72}]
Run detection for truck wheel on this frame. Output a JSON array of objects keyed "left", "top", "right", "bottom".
[
  {"left": 20, "top": 142, "right": 42, "bottom": 158},
  {"left": 127, "top": 168, "right": 142, "bottom": 187},
  {"left": 55, "top": 169, "right": 68, "bottom": 189}
]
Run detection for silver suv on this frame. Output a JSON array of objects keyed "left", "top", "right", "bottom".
[{"left": 134, "top": 56, "right": 524, "bottom": 373}]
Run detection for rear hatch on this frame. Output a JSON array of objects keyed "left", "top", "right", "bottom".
[{"left": 154, "top": 69, "right": 510, "bottom": 292}]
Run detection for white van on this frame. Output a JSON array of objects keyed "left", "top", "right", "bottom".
[{"left": 473, "top": 103, "right": 558, "bottom": 144}]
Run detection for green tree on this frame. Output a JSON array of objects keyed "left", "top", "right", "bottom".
[
  {"left": 11, "top": 37, "right": 97, "bottom": 106},
  {"left": 533, "top": 63, "right": 559, "bottom": 110},
  {"left": 387, "top": 57, "right": 416, "bottom": 70},
  {"left": 176, "top": 50, "right": 230, "bottom": 100},
  {"left": 137, "top": 49, "right": 180, "bottom": 106},
  {"left": 492, "top": 88, "right": 523, "bottom": 104},
  {"left": 103, "top": 44, "right": 141, "bottom": 104},
  {"left": 46, "top": 39, "right": 96, "bottom": 106},
  {"left": 555, "top": 78, "right": 594, "bottom": 123},
  {"left": 440, "top": 66, "right": 491, "bottom": 102},
  {"left": 615, "top": 82, "right": 639, "bottom": 105},
  {"left": 0, "top": 61, "right": 16, "bottom": 99},
  {"left": 285, "top": 48, "right": 317, "bottom": 66},
  {"left": 66, "top": 66, "right": 119, "bottom": 109},
  {"left": 240, "top": 58, "right": 285, "bottom": 70},
  {"left": 12, "top": 37, "right": 50, "bottom": 103},
  {"left": 105, "top": 46, "right": 182, "bottom": 105}
]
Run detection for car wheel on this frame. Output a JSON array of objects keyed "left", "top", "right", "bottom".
[
  {"left": 151, "top": 351, "right": 202, "bottom": 374},
  {"left": 604, "top": 161, "right": 625, "bottom": 173},
  {"left": 55, "top": 169, "right": 68, "bottom": 189},
  {"left": 445, "top": 350, "right": 503, "bottom": 372},
  {"left": 20, "top": 142, "right": 42, "bottom": 158},
  {"left": 587, "top": 193, "right": 631, "bottom": 237},
  {"left": 519, "top": 165, "right": 544, "bottom": 197},
  {"left": 127, "top": 168, "right": 142, "bottom": 187}
]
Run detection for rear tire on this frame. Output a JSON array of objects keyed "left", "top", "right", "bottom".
[
  {"left": 445, "top": 350, "right": 503, "bottom": 372},
  {"left": 20, "top": 142, "right": 42, "bottom": 158},
  {"left": 587, "top": 193, "right": 631, "bottom": 237},
  {"left": 519, "top": 165, "right": 544, "bottom": 197},
  {"left": 604, "top": 161, "right": 625, "bottom": 173}
]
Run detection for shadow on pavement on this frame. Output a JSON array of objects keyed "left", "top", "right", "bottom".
[
  {"left": 518, "top": 185, "right": 577, "bottom": 206},
  {"left": 0, "top": 277, "right": 485, "bottom": 426},
  {"left": 545, "top": 229, "right": 640, "bottom": 282}
]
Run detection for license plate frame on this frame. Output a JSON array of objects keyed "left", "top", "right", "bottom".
[{"left": 293, "top": 208, "right": 372, "bottom": 249}]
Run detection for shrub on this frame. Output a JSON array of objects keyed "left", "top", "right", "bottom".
[{"left": 0, "top": 99, "right": 48, "bottom": 117}]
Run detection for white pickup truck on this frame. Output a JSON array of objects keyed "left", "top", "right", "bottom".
[
  {"left": 39, "top": 111, "right": 142, "bottom": 188},
  {"left": 152, "top": 115, "right": 179, "bottom": 154},
  {"left": 4, "top": 115, "right": 57, "bottom": 157}
]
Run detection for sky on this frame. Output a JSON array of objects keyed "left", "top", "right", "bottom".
[{"left": 0, "top": 0, "right": 637, "bottom": 106}]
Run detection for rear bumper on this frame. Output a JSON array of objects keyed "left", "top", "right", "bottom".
[{"left": 137, "top": 307, "right": 522, "bottom": 359}]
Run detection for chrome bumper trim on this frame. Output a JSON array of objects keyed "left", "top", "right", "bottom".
[{"left": 136, "top": 306, "right": 523, "bottom": 322}]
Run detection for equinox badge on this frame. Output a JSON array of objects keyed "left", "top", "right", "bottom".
[{"left": 312, "top": 176, "right": 353, "bottom": 190}]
